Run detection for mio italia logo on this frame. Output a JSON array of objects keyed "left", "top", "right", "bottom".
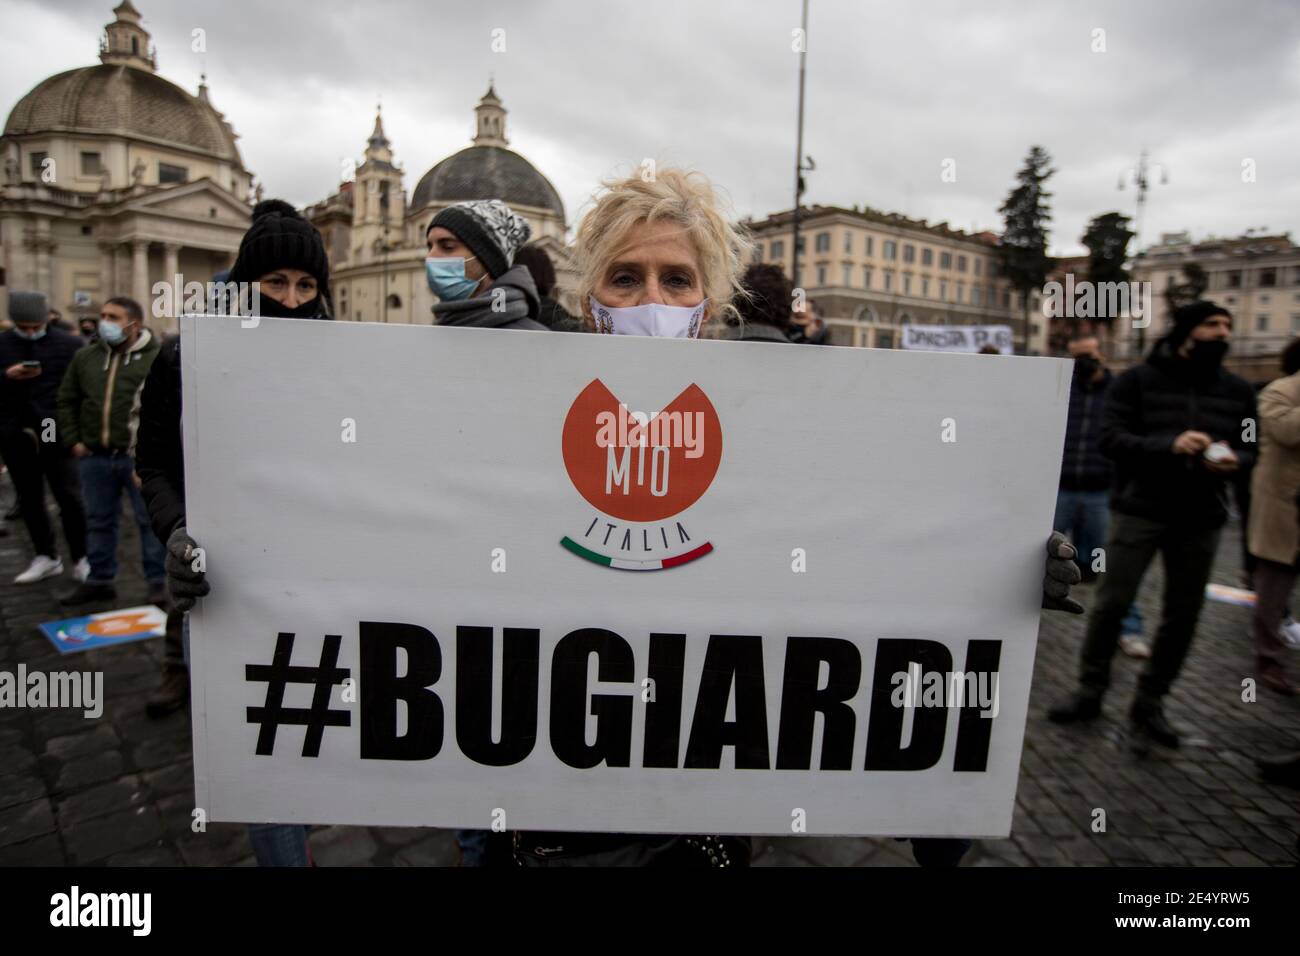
[{"left": 560, "top": 379, "right": 722, "bottom": 570}]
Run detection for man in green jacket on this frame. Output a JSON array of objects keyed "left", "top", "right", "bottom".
[{"left": 56, "top": 296, "right": 166, "bottom": 605}]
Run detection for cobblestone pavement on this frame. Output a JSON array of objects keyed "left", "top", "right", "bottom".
[{"left": 1, "top": 499, "right": 1296, "bottom": 866}]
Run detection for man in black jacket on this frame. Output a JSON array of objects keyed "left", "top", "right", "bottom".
[
  {"left": 1050, "top": 302, "right": 1256, "bottom": 747},
  {"left": 1054, "top": 334, "right": 1113, "bottom": 583},
  {"left": 0, "top": 291, "right": 88, "bottom": 585}
]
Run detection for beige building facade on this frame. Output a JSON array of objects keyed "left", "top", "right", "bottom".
[
  {"left": 0, "top": 2, "right": 254, "bottom": 330},
  {"left": 744, "top": 205, "right": 1044, "bottom": 353},
  {"left": 1126, "top": 231, "right": 1300, "bottom": 381},
  {"left": 307, "top": 87, "right": 570, "bottom": 325}
]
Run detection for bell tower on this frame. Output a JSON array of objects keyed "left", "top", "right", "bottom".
[
  {"left": 99, "top": 1, "right": 157, "bottom": 72},
  {"left": 352, "top": 106, "right": 406, "bottom": 261},
  {"left": 472, "top": 84, "right": 508, "bottom": 147}
]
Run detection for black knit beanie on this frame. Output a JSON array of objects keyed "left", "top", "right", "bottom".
[
  {"left": 1167, "top": 300, "right": 1231, "bottom": 347},
  {"left": 230, "top": 201, "right": 330, "bottom": 307},
  {"left": 425, "top": 199, "right": 531, "bottom": 280}
]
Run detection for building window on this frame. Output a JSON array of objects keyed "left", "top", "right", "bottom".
[
  {"left": 940, "top": 251, "right": 952, "bottom": 270},
  {"left": 884, "top": 270, "right": 894, "bottom": 292},
  {"left": 1227, "top": 271, "right": 1242, "bottom": 288},
  {"left": 864, "top": 236, "right": 874, "bottom": 257},
  {"left": 844, "top": 232, "right": 853, "bottom": 254},
  {"left": 815, "top": 232, "right": 830, "bottom": 253},
  {"left": 903, "top": 274, "right": 912, "bottom": 295},
  {"left": 876, "top": 330, "right": 894, "bottom": 349},
  {"left": 883, "top": 240, "right": 897, "bottom": 260},
  {"left": 752, "top": 243, "right": 763, "bottom": 262},
  {"left": 957, "top": 255, "right": 968, "bottom": 273},
  {"left": 770, "top": 240, "right": 784, "bottom": 260},
  {"left": 817, "top": 265, "right": 827, "bottom": 285},
  {"left": 29, "top": 151, "right": 48, "bottom": 177},
  {"left": 863, "top": 267, "right": 872, "bottom": 289},
  {"left": 1294, "top": 267, "right": 1300, "bottom": 284},
  {"left": 796, "top": 237, "right": 805, "bottom": 253},
  {"left": 903, "top": 244, "right": 916, "bottom": 263},
  {"left": 922, "top": 277, "right": 930, "bottom": 297},
  {"left": 842, "top": 264, "right": 852, "bottom": 286},
  {"left": 158, "top": 162, "right": 188, "bottom": 184},
  {"left": 1257, "top": 314, "right": 1269, "bottom": 331},
  {"left": 939, "top": 279, "right": 948, "bottom": 300},
  {"left": 974, "top": 259, "right": 983, "bottom": 277},
  {"left": 1292, "top": 314, "right": 1300, "bottom": 332},
  {"left": 988, "top": 261, "right": 1000, "bottom": 278},
  {"left": 956, "top": 281, "right": 964, "bottom": 303},
  {"left": 1260, "top": 268, "right": 1277, "bottom": 287},
  {"left": 972, "top": 286, "right": 982, "bottom": 306},
  {"left": 1002, "top": 290, "right": 1011, "bottom": 307},
  {"left": 80, "top": 151, "right": 103, "bottom": 176}
]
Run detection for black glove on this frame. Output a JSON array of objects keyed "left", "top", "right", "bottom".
[
  {"left": 165, "top": 526, "right": 210, "bottom": 612},
  {"left": 1042, "top": 530, "right": 1083, "bottom": 613}
]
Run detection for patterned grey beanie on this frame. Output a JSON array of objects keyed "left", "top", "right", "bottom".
[{"left": 427, "top": 199, "right": 532, "bottom": 279}]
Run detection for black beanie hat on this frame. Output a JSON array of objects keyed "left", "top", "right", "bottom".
[
  {"left": 426, "top": 199, "right": 531, "bottom": 280},
  {"left": 1167, "top": 300, "right": 1231, "bottom": 347},
  {"left": 230, "top": 201, "right": 330, "bottom": 307}
]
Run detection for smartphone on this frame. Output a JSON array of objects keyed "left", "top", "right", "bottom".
[{"left": 21, "top": 360, "right": 40, "bottom": 369}]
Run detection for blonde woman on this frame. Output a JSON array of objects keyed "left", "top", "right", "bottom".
[{"left": 508, "top": 169, "right": 1081, "bottom": 866}]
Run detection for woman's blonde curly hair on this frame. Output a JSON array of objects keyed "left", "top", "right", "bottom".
[{"left": 574, "top": 167, "right": 753, "bottom": 329}]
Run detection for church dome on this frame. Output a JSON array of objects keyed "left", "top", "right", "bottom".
[
  {"left": 4, "top": 64, "right": 241, "bottom": 163},
  {"left": 410, "top": 85, "right": 564, "bottom": 220},
  {"left": 411, "top": 145, "right": 564, "bottom": 217}
]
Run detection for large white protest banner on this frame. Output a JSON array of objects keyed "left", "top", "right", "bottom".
[
  {"left": 902, "top": 324, "right": 1013, "bottom": 354},
  {"left": 183, "top": 314, "right": 1070, "bottom": 837}
]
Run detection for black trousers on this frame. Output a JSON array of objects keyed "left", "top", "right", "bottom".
[
  {"left": 0, "top": 430, "right": 86, "bottom": 562},
  {"left": 1079, "top": 512, "right": 1220, "bottom": 704}
]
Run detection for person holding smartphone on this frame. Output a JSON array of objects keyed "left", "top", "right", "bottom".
[{"left": 0, "top": 290, "right": 88, "bottom": 584}]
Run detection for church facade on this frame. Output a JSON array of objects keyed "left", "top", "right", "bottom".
[
  {"left": 0, "top": 2, "right": 255, "bottom": 329},
  {"left": 306, "top": 87, "right": 571, "bottom": 325}
]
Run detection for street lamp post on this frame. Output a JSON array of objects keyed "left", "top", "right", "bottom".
[
  {"left": 791, "top": 0, "right": 811, "bottom": 291},
  {"left": 1119, "top": 148, "right": 1168, "bottom": 355}
]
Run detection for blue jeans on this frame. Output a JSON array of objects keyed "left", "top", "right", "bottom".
[
  {"left": 79, "top": 453, "right": 165, "bottom": 585},
  {"left": 182, "top": 617, "right": 312, "bottom": 866},
  {"left": 1053, "top": 489, "right": 1109, "bottom": 579}
]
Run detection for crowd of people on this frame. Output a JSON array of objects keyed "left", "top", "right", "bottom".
[{"left": 1, "top": 164, "right": 1294, "bottom": 865}]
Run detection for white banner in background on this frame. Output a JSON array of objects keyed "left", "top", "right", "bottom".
[
  {"left": 901, "top": 324, "right": 1014, "bottom": 354},
  {"left": 182, "top": 314, "right": 1069, "bottom": 837}
]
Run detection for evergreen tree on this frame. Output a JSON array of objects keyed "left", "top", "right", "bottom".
[{"left": 998, "top": 146, "right": 1056, "bottom": 340}]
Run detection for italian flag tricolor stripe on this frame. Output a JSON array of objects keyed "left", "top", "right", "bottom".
[{"left": 560, "top": 537, "right": 713, "bottom": 571}]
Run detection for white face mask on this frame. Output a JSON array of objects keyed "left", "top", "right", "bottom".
[{"left": 589, "top": 297, "right": 706, "bottom": 338}]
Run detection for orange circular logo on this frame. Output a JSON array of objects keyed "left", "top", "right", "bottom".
[{"left": 562, "top": 379, "right": 722, "bottom": 522}]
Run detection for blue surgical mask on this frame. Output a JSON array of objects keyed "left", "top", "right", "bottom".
[
  {"left": 15, "top": 327, "right": 46, "bottom": 341},
  {"left": 425, "top": 256, "right": 481, "bottom": 302},
  {"left": 98, "top": 320, "right": 127, "bottom": 345}
]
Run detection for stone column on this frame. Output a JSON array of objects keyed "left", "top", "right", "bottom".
[
  {"left": 161, "top": 242, "right": 181, "bottom": 323},
  {"left": 131, "top": 239, "right": 149, "bottom": 306},
  {"left": 98, "top": 243, "right": 115, "bottom": 303},
  {"left": 162, "top": 242, "right": 180, "bottom": 286}
]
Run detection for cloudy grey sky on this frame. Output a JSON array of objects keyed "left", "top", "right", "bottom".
[{"left": 3, "top": 0, "right": 1298, "bottom": 256}]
